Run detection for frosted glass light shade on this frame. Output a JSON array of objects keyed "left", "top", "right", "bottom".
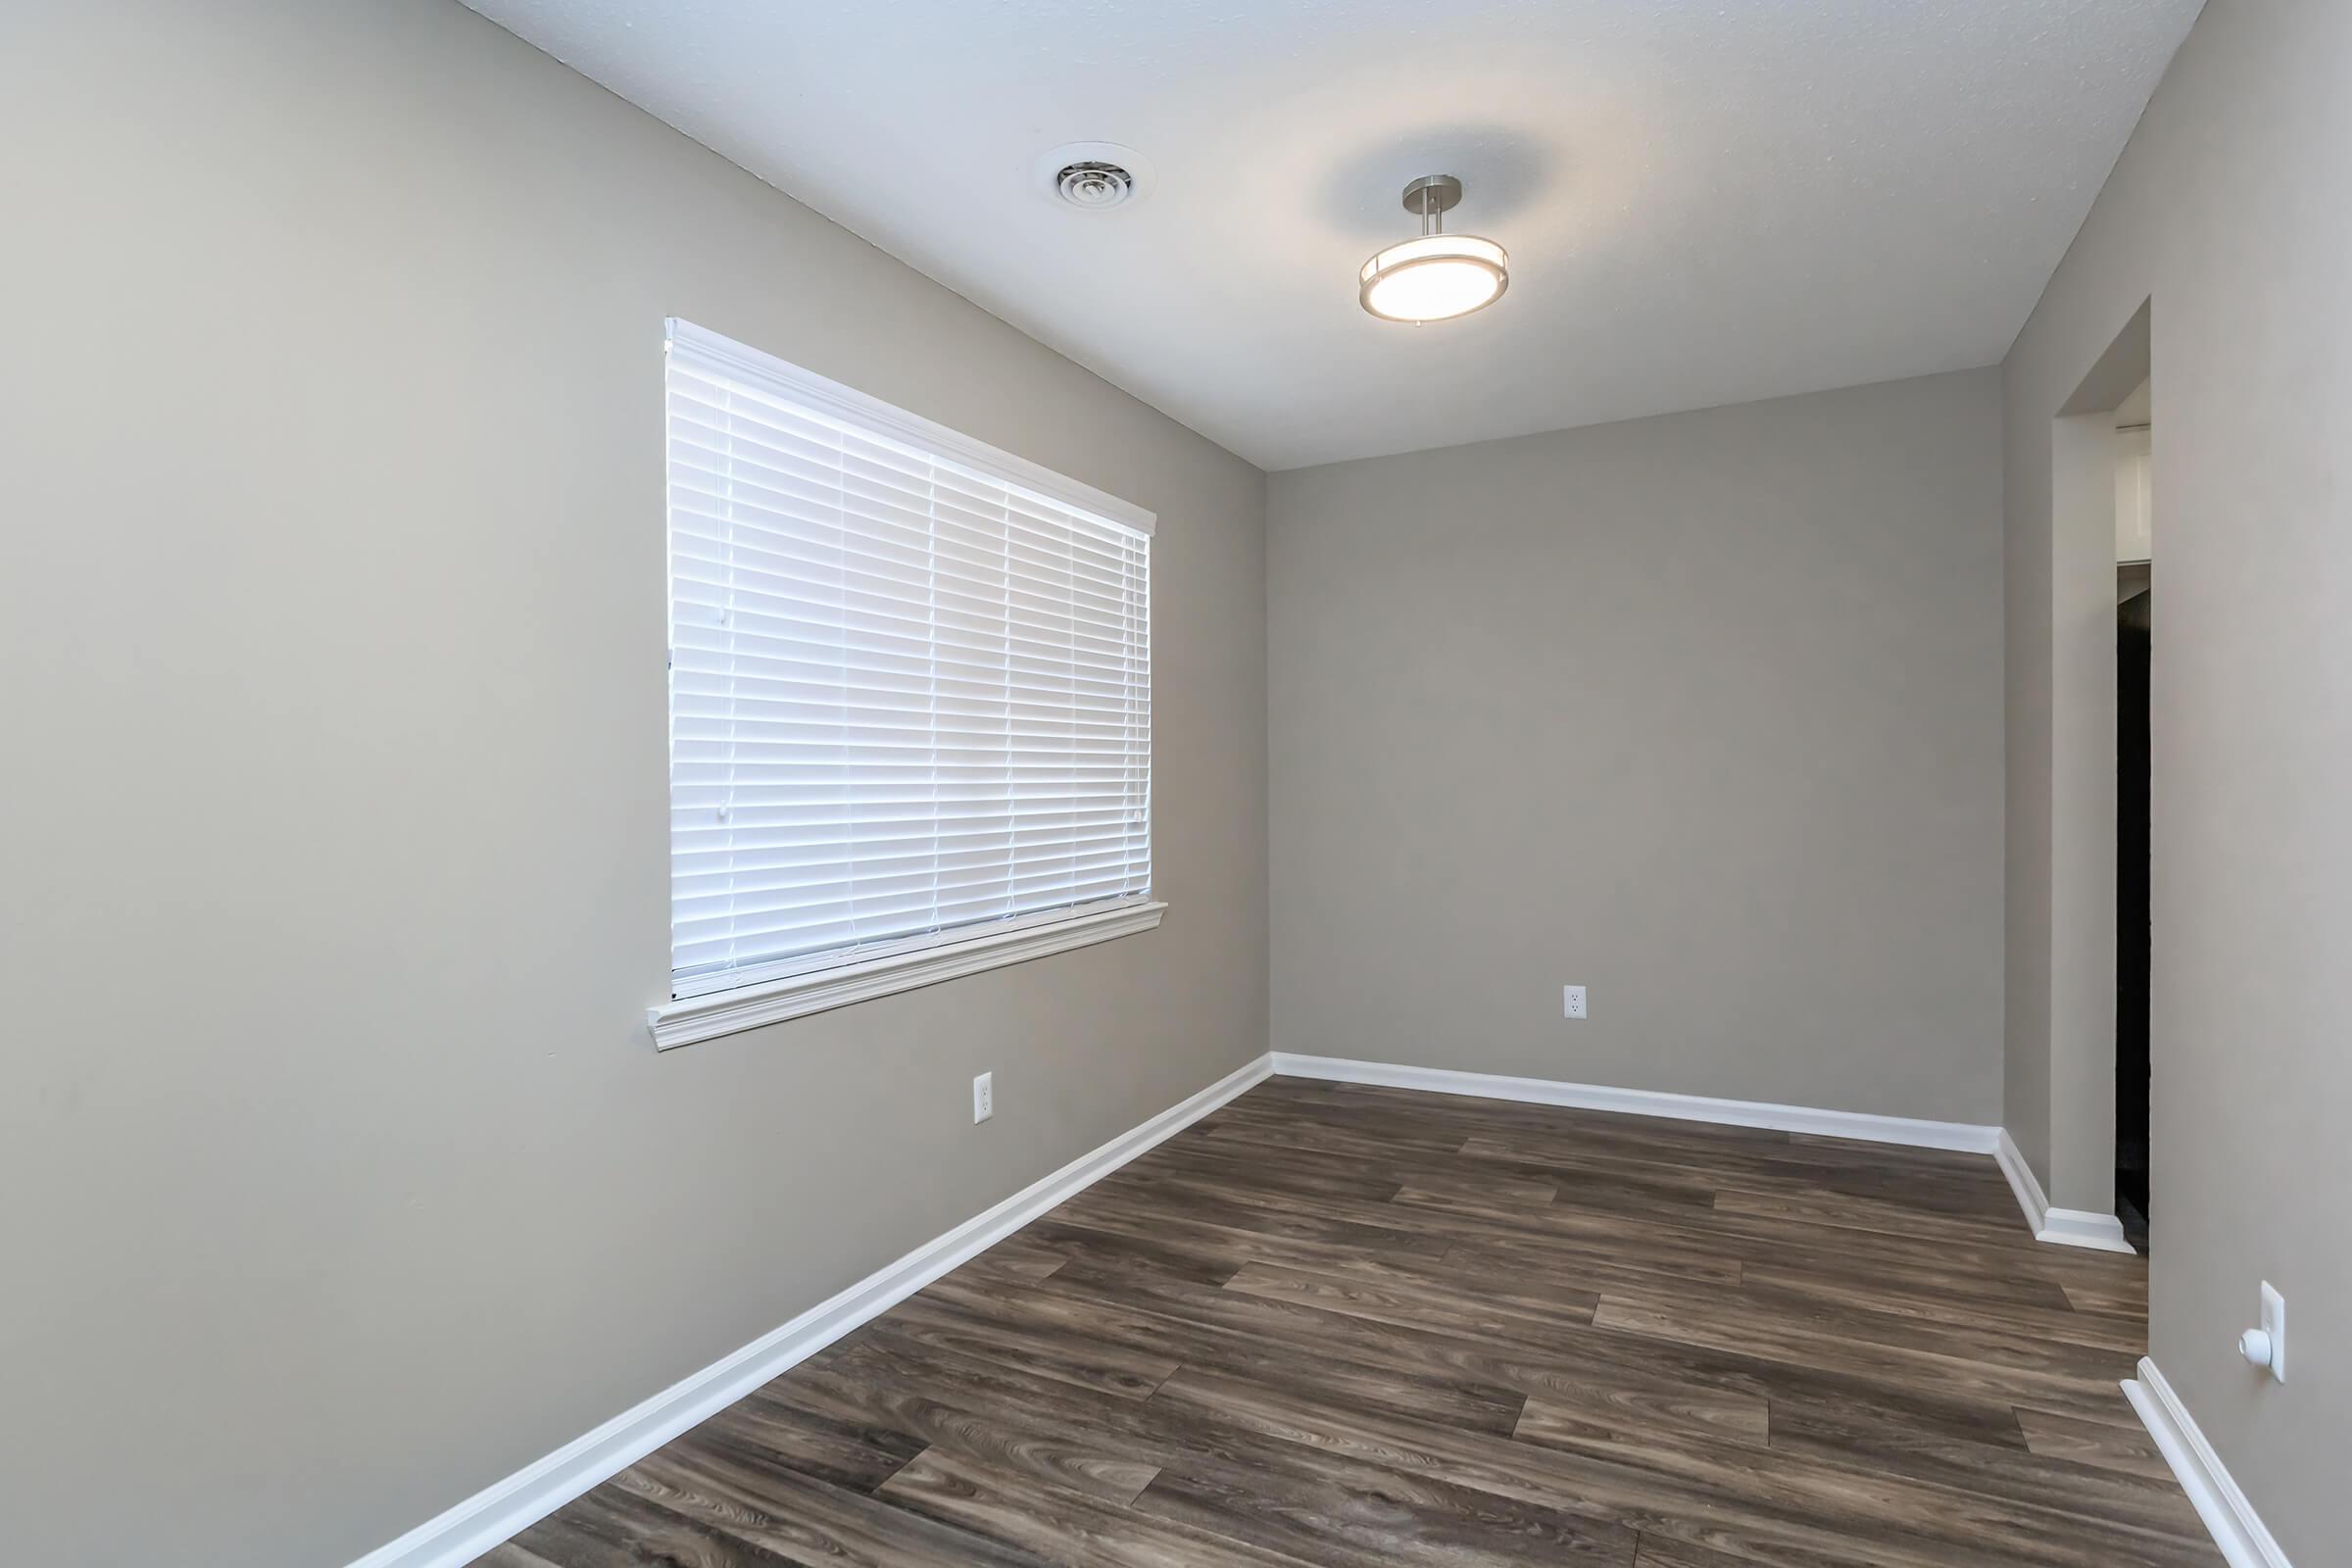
[{"left": 1359, "top": 234, "right": 1509, "bottom": 323}]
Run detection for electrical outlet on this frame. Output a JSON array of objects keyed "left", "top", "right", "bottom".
[
  {"left": 972, "top": 1071, "right": 994, "bottom": 1124},
  {"left": 2238, "top": 1281, "right": 2285, "bottom": 1382},
  {"left": 1562, "top": 985, "right": 1587, "bottom": 1020}
]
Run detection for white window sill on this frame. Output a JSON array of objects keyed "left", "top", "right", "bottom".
[{"left": 646, "top": 899, "right": 1168, "bottom": 1050}]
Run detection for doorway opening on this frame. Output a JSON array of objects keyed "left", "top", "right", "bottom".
[{"left": 2040, "top": 297, "right": 2147, "bottom": 1255}]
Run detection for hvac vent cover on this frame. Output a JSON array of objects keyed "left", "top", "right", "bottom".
[
  {"left": 1056, "top": 160, "right": 1135, "bottom": 210},
  {"left": 1034, "top": 142, "right": 1151, "bottom": 211}
]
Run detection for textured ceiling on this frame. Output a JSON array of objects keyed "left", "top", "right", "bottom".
[{"left": 461, "top": 0, "right": 2202, "bottom": 470}]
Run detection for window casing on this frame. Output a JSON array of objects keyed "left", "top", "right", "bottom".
[{"left": 653, "top": 321, "right": 1156, "bottom": 1041}]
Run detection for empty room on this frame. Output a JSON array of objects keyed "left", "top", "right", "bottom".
[{"left": 7, "top": 2, "right": 2345, "bottom": 1565}]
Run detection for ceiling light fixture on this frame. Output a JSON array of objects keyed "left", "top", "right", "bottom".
[{"left": 1359, "top": 174, "right": 1509, "bottom": 324}]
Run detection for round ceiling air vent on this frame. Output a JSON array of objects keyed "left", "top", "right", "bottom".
[
  {"left": 1032, "top": 142, "right": 1152, "bottom": 212},
  {"left": 1056, "top": 160, "right": 1136, "bottom": 211}
]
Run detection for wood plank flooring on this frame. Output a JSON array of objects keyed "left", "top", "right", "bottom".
[{"left": 472, "top": 1076, "right": 2218, "bottom": 1568}]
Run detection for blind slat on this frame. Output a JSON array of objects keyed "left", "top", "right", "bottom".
[{"left": 666, "top": 323, "right": 1152, "bottom": 990}]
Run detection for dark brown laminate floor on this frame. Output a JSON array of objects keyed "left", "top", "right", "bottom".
[{"left": 472, "top": 1076, "right": 2219, "bottom": 1568}]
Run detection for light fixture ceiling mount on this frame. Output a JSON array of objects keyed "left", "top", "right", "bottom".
[{"left": 1359, "top": 173, "right": 1510, "bottom": 324}]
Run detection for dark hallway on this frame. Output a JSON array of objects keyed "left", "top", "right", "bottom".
[{"left": 2118, "top": 582, "right": 2152, "bottom": 1248}]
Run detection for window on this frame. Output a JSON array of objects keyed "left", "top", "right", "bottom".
[{"left": 649, "top": 319, "right": 1159, "bottom": 1048}]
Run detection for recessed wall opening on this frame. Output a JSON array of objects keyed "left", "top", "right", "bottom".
[{"left": 2046, "top": 298, "right": 2152, "bottom": 1250}]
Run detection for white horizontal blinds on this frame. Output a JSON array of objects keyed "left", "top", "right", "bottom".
[{"left": 665, "top": 326, "right": 1152, "bottom": 994}]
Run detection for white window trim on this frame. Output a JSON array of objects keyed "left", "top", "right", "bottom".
[
  {"left": 653, "top": 319, "right": 1161, "bottom": 1051},
  {"left": 648, "top": 897, "right": 1166, "bottom": 1050}
]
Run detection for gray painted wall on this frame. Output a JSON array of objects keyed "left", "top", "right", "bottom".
[
  {"left": 0, "top": 5, "right": 1266, "bottom": 1564},
  {"left": 2001, "top": 0, "right": 2350, "bottom": 1553},
  {"left": 1269, "top": 371, "right": 2005, "bottom": 1124}
]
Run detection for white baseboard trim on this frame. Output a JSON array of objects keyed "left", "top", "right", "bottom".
[
  {"left": 1274, "top": 1056, "right": 2139, "bottom": 1255},
  {"left": 1994, "top": 1129, "right": 2136, "bottom": 1253},
  {"left": 2036, "top": 1206, "right": 2135, "bottom": 1252},
  {"left": 346, "top": 1053, "right": 1274, "bottom": 1568},
  {"left": 2124, "top": 1357, "right": 2294, "bottom": 1568},
  {"left": 1267, "top": 1054, "right": 2002, "bottom": 1154},
  {"left": 1993, "top": 1127, "right": 2048, "bottom": 1227}
]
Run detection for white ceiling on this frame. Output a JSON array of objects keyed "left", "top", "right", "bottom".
[{"left": 463, "top": 0, "right": 2201, "bottom": 470}]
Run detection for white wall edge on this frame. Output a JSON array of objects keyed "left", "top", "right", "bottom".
[
  {"left": 1995, "top": 1129, "right": 2136, "bottom": 1253},
  {"left": 1267, "top": 1054, "right": 2003, "bottom": 1153},
  {"left": 344, "top": 1051, "right": 1272, "bottom": 1568},
  {"left": 649, "top": 900, "right": 1166, "bottom": 1049},
  {"left": 2124, "top": 1357, "right": 2295, "bottom": 1568}
]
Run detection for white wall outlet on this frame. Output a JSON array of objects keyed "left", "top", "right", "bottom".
[
  {"left": 1562, "top": 985, "right": 1587, "bottom": 1020},
  {"left": 972, "top": 1071, "right": 994, "bottom": 1124},
  {"left": 2239, "top": 1280, "right": 2285, "bottom": 1382}
]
